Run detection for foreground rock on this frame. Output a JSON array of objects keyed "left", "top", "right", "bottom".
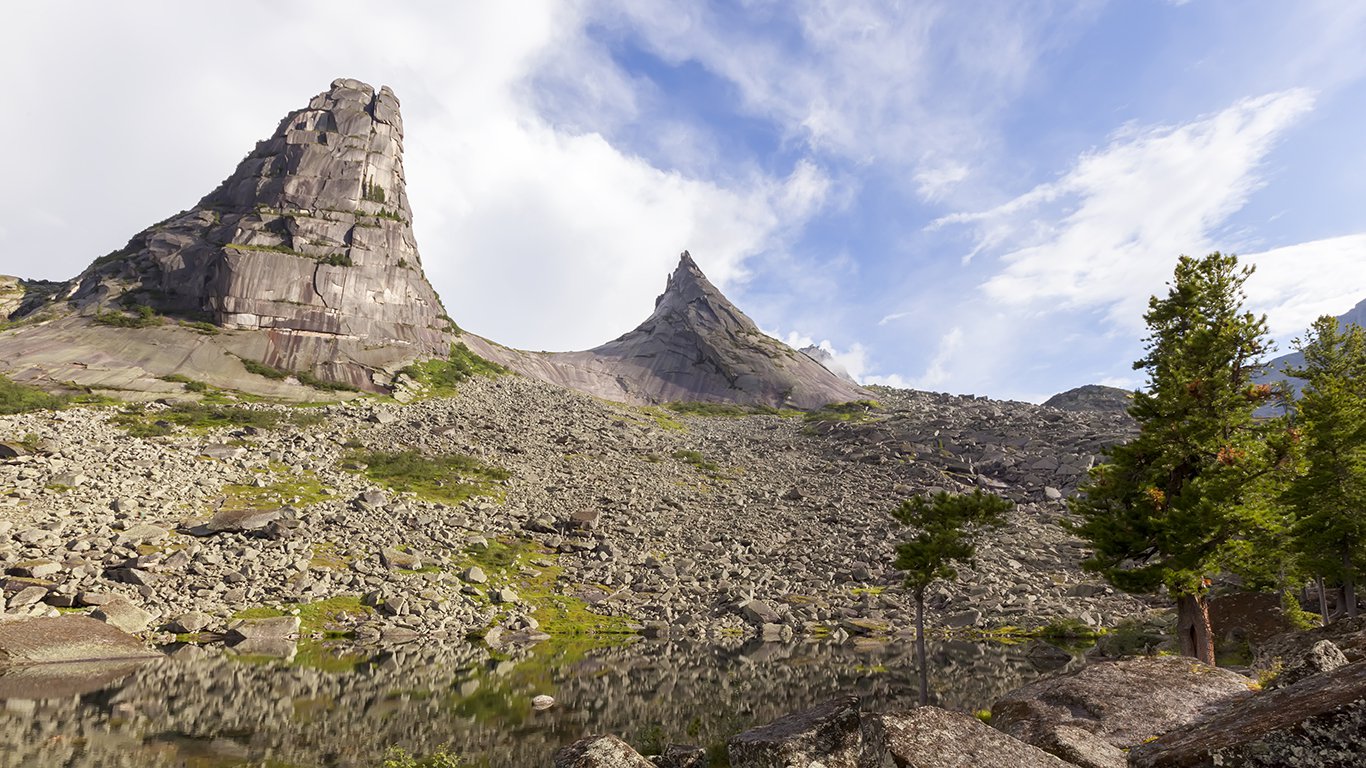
[
  {"left": 0, "top": 615, "right": 156, "bottom": 664},
  {"left": 879, "top": 707, "right": 1072, "bottom": 768},
  {"left": 552, "top": 734, "right": 655, "bottom": 767},
  {"left": 990, "top": 656, "right": 1253, "bottom": 757},
  {"left": 727, "top": 695, "right": 880, "bottom": 767},
  {"left": 1128, "top": 658, "right": 1366, "bottom": 768}
]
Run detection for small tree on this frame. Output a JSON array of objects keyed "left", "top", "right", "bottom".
[
  {"left": 1070, "top": 253, "right": 1282, "bottom": 665},
  {"left": 891, "top": 489, "right": 1012, "bottom": 704},
  {"left": 1283, "top": 317, "right": 1366, "bottom": 620}
]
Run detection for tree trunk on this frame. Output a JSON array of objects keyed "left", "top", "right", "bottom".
[
  {"left": 1316, "top": 574, "right": 1329, "bottom": 626},
  {"left": 1176, "top": 592, "right": 1216, "bottom": 665},
  {"left": 1345, "top": 550, "right": 1358, "bottom": 620},
  {"left": 915, "top": 590, "right": 929, "bottom": 707}
]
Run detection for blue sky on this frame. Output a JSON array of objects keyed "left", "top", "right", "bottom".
[{"left": 2, "top": 1, "right": 1364, "bottom": 401}]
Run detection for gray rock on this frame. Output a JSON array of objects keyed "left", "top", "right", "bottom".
[
  {"left": 7, "top": 586, "right": 49, "bottom": 608},
  {"left": 114, "top": 523, "right": 169, "bottom": 546},
  {"left": 463, "top": 566, "right": 488, "bottom": 584},
  {"left": 1034, "top": 725, "right": 1126, "bottom": 768},
  {"left": 227, "top": 616, "right": 301, "bottom": 640},
  {"left": 1267, "top": 639, "right": 1348, "bottom": 690},
  {"left": 91, "top": 599, "right": 155, "bottom": 634},
  {"left": 190, "top": 507, "right": 283, "bottom": 536},
  {"left": 380, "top": 547, "right": 421, "bottom": 570},
  {"left": 728, "top": 695, "right": 878, "bottom": 767},
  {"left": 878, "top": 707, "right": 1073, "bottom": 768},
  {"left": 0, "top": 615, "right": 156, "bottom": 663},
  {"left": 654, "top": 745, "right": 707, "bottom": 768},
  {"left": 11, "top": 561, "right": 60, "bottom": 579},
  {"left": 740, "top": 599, "right": 781, "bottom": 626},
  {"left": 166, "top": 611, "right": 212, "bottom": 634},
  {"left": 991, "top": 656, "right": 1254, "bottom": 753},
  {"left": 553, "top": 734, "right": 655, "bottom": 767},
  {"left": 1129, "top": 658, "right": 1366, "bottom": 768}
]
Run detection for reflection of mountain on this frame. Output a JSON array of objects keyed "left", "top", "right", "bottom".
[{"left": 0, "top": 638, "right": 1083, "bottom": 767}]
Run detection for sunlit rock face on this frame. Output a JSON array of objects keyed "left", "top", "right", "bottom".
[{"left": 57, "top": 78, "right": 451, "bottom": 384}]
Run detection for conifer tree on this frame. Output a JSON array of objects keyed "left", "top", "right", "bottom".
[
  {"left": 1070, "top": 253, "right": 1280, "bottom": 664},
  {"left": 891, "top": 489, "right": 1011, "bottom": 703},
  {"left": 1283, "top": 317, "right": 1366, "bottom": 620}
]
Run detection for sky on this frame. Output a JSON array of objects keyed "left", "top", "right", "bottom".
[{"left": 2, "top": 1, "right": 1364, "bottom": 402}]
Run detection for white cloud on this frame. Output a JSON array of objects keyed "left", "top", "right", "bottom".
[
  {"left": 910, "top": 327, "right": 964, "bottom": 390},
  {"left": 1242, "top": 234, "right": 1366, "bottom": 343},
  {"left": 942, "top": 89, "right": 1316, "bottom": 329}
]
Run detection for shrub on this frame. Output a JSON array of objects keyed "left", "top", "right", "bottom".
[
  {"left": 398, "top": 343, "right": 508, "bottom": 398},
  {"left": 94, "top": 304, "right": 160, "bottom": 328},
  {"left": 0, "top": 375, "right": 66, "bottom": 414}
]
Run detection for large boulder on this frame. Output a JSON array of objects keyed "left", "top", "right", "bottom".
[
  {"left": 990, "top": 656, "right": 1253, "bottom": 755},
  {"left": 877, "top": 707, "right": 1074, "bottom": 768},
  {"left": 553, "top": 735, "right": 655, "bottom": 767},
  {"left": 0, "top": 615, "right": 157, "bottom": 664},
  {"left": 1128, "top": 658, "right": 1366, "bottom": 768},
  {"left": 728, "top": 695, "right": 882, "bottom": 768}
]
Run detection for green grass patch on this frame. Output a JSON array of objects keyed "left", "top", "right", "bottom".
[
  {"left": 180, "top": 320, "right": 221, "bottom": 335},
  {"left": 241, "top": 358, "right": 289, "bottom": 380},
  {"left": 111, "top": 402, "right": 325, "bottom": 437},
  {"left": 160, "top": 374, "right": 209, "bottom": 392},
  {"left": 232, "top": 596, "right": 372, "bottom": 639},
  {"left": 0, "top": 374, "right": 67, "bottom": 414},
  {"left": 664, "top": 401, "right": 801, "bottom": 418},
  {"left": 220, "top": 471, "right": 329, "bottom": 512},
  {"left": 398, "top": 343, "right": 508, "bottom": 399},
  {"left": 803, "top": 399, "right": 881, "bottom": 423},
  {"left": 93, "top": 304, "right": 160, "bottom": 328},
  {"left": 638, "top": 406, "right": 687, "bottom": 432},
  {"left": 349, "top": 449, "right": 510, "bottom": 505},
  {"left": 309, "top": 541, "right": 354, "bottom": 570},
  {"left": 672, "top": 449, "right": 724, "bottom": 475},
  {"left": 382, "top": 746, "right": 466, "bottom": 768}
]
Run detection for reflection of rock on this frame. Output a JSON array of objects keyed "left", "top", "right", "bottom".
[
  {"left": 0, "top": 615, "right": 156, "bottom": 663},
  {"left": 0, "top": 659, "right": 153, "bottom": 700},
  {"left": 990, "top": 656, "right": 1254, "bottom": 755},
  {"left": 879, "top": 706, "right": 1072, "bottom": 767}
]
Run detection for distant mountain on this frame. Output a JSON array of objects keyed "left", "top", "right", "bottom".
[
  {"left": 798, "top": 345, "right": 858, "bottom": 385},
  {"left": 465, "top": 252, "right": 871, "bottom": 408},
  {"left": 1255, "top": 296, "right": 1366, "bottom": 405},
  {"left": 1043, "top": 384, "right": 1134, "bottom": 414},
  {"left": 0, "top": 78, "right": 451, "bottom": 394}
]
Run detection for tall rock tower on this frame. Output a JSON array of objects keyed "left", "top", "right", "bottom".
[{"left": 63, "top": 78, "right": 451, "bottom": 386}]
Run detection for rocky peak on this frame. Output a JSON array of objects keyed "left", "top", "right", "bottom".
[
  {"left": 41, "top": 78, "right": 452, "bottom": 388},
  {"left": 465, "top": 251, "right": 871, "bottom": 409},
  {"left": 799, "top": 344, "right": 858, "bottom": 385}
]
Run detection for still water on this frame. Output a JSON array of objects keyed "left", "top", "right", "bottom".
[{"left": 0, "top": 636, "right": 1081, "bottom": 767}]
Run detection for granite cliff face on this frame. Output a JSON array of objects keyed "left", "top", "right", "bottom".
[
  {"left": 465, "top": 252, "right": 870, "bottom": 408},
  {"left": 1043, "top": 384, "right": 1134, "bottom": 414},
  {"left": 2, "top": 79, "right": 450, "bottom": 393}
]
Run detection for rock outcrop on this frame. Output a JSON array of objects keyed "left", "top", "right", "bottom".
[
  {"left": 1128, "top": 658, "right": 1366, "bottom": 768},
  {"left": 0, "top": 615, "right": 157, "bottom": 664},
  {"left": 989, "top": 656, "right": 1254, "bottom": 756},
  {"left": 1042, "top": 384, "right": 1133, "bottom": 414},
  {"left": 800, "top": 344, "right": 859, "bottom": 384},
  {"left": 0, "top": 78, "right": 451, "bottom": 393},
  {"left": 879, "top": 707, "right": 1074, "bottom": 768},
  {"left": 465, "top": 252, "right": 870, "bottom": 409}
]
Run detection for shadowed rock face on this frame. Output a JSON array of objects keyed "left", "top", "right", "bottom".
[
  {"left": 18, "top": 78, "right": 451, "bottom": 388},
  {"left": 466, "top": 252, "right": 870, "bottom": 409}
]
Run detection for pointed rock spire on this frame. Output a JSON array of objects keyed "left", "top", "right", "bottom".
[
  {"left": 464, "top": 251, "right": 870, "bottom": 408},
  {"left": 60, "top": 78, "right": 451, "bottom": 386}
]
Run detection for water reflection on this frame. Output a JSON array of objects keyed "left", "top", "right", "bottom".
[{"left": 0, "top": 637, "right": 1083, "bottom": 767}]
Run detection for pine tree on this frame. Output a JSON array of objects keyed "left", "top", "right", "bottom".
[
  {"left": 891, "top": 489, "right": 1012, "bottom": 703},
  {"left": 1283, "top": 316, "right": 1366, "bottom": 620},
  {"left": 1070, "top": 253, "right": 1281, "bottom": 664}
]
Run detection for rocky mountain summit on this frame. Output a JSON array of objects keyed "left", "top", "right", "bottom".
[
  {"left": 1043, "top": 385, "right": 1134, "bottom": 414},
  {"left": 465, "top": 252, "right": 869, "bottom": 408},
  {"left": 0, "top": 78, "right": 450, "bottom": 394}
]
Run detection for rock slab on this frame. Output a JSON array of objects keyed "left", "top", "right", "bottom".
[
  {"left": 552, "top": 734, "right": 655, "bottom": 767},
  {"left": 728, "top": 695, "right": 879, "bottom": 768},
  {"left": 0, "top": 616, "right": 156, "bottom": 664},
  {"left": 878, "top": 707, "right": 1073, "bottom": 768}
]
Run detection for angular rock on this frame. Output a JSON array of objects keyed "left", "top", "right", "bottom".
[
  {"left": 553, "top": 734, "right": 655, "bottom": 767},
  {"left": 189, "top": 507, "right": 283, "bottom": 536},
  {"left": 114, "top": 523, "right": 169, "bottom": 546},
  {"left": 463, "top": 566, "right": 488, "bottom": 584},
  {"left": 1034, "top": 725, "right": 1126, "bottom": 768},
  {"left": 728, "top": 695, "right": 878, "bottom": 768},
  {"left": 166, "top": 611, "right": 212, "bottom": 634},
  {"left": 0, "top": 616, "right": 156, "bottom": 664},
  {"left": 740, "top": 599, "right": 781, "bottom": 626},
  {"left": 10, "top": 561, "right": 60, "bottom": 579},
  {"left": 466, "top": 252, "right": 871, "bottom": 409},
  {"left": 878, "top": 707, "right": 1073, "bottom": 768},
  {"left": 1267, "top": 639, "right": 1348, "bottom": 690},
  {"left": 227, "top": 616, "right": 301, "bottom": 640},
  {"left": 1129, "top": 658, "right": 1366, "bottom": 768},
  {"left": 8, "top": 586, "right": 49, "bottom": 610},
  {"left": 91, "top": 599, "right": 155, "bottom": 634},
  {"left": 991, "top": 656, "right": 1254, "bottom": 753},
  {"left": 380, "top": 546, "right": 421, "bottom": 570}
]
